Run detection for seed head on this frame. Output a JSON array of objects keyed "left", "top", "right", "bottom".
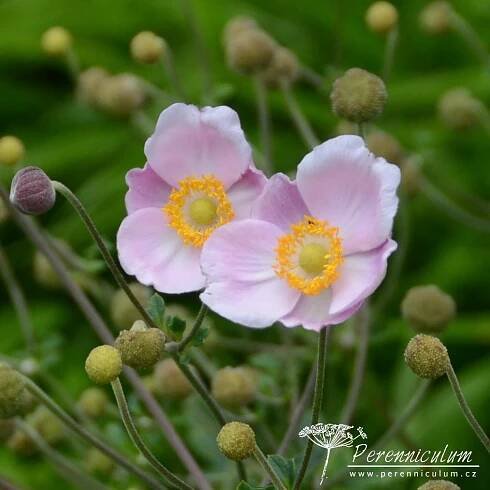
[
  {"left": 418, "top": 481, "right": 460, "bottom": 490},
  {"left": 130, "top": 31, "right": 167, "bottom": 64},
  {"left": 211, "top": 366, "right": 257, "bottom": 409},
  {"left": 154, "top": 359, "right": 192, "bottom": 400},
  {"left": 420, "top": 2, "right": 454, "bottom": 35},
  {"left": 217, "top": 422, "right": 256, "bottom": 461},
  {"left": 0, "top": 136, "right": 25, "bottom": 167},
  {"left": 41, "top": 26, "right": 72, "bottom": 56},
  {"left": 85, "top": 345, "right": 122, "bottom": 385},
  {"left": 438, "top": 88, "right": 485, "bottom": 130},
  {"left": 404, "top": 334, "right": 449, "bottom": 379},
  {"left": 78, "top": 387, "right": 109, "bottom": 418},
  {"left": 110, "top": 282, "right": 151, "bottom": 330},
  {"left": 365, "top": 2, "right": 398, "bottom": 34},
  {"left": 0, "top": 364, "right": 27, "bottom": 419},
  {"left": 331, "top": 68, "right": 387, "bottom": 123},
  {"left": 366, "top": 130, "right": 403, "bottom": 164}
]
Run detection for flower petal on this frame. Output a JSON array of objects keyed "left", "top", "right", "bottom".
[
  {"left": 252, "top": 173, "right": 309, "bottom": 231},
  {"left": 144, "top": 103, "right": 252, "bottom": 189},
  {"left": 125, "top": 163, "right": 172, "bottom": 214},
  {"left": 297, "top": 135, "right": 400, "bottom": 254},
  {"left": 227, "top": 167, "right": 267, "bottom": 220},
  {"left": 329, "top": 239, "right": 398, "bottom": 316},
  {"left": 200, "top": 220, "right": 300, "bottom": 328},
  {"left": 117, "top": 208, "right": 205, "bottom": 294}
]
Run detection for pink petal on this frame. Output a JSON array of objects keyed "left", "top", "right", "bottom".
[
  {"left": 297, "top": 135, "right": 400, "bottom": 254},
  {"left": 200, "top": 220, "right": 300, "bottom": 328},
  {"left": 117, "top": 208, "right": 205, "bottom": 294},
  {"left": 144, "top": 103, "right": 252, "bottom": 189},
  {"left": 252, "top": 173, "right": 309, "bottom": 231},
  {"left": 125, "top": 163, "right": 172, "bottom": 214},
  {"left": 329, "top": 239, "right": 397, "bottom": 316},
  {"left": 227, "top": 167, "right": 267, "bottom": 220}
]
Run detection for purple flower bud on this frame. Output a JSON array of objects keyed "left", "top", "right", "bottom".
[{"left": 10, "top": 166, "right": 55, "bottom": 215}]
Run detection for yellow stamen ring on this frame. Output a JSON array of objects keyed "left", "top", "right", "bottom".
[
  {"left": 164, "top": 175, "right": 234, "bottom": 247},
  {"left": 275, "top": 216, "right": 343, "bottom": 295}
]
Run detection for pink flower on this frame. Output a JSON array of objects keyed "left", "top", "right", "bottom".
[
  {"left": 200, "top": 135, "right": 400, "bottom": 331},
  {"left": 117, "top": 103, "right": 266, "bottom": 294}
]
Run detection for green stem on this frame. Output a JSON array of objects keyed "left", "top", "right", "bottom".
[
  {"left": 176, "top": 303, "right": 208, "bottom": 352},
  {"left": 162, "top": 48, "right": 186, "bottom": 100},
  {"left": 446, "top": 362, "right": 490, "bottom": 453},
  {"left": 382, "top": 27, "right": 398, "bottom": 82},
  {"left": 111, "top": 377, "right": 192, "bottom": 490},
  {"left": 22, "top": 376, "right": 164, "bottom": 490},
  {"left": 293, "top": 327, "right": 331, "bottom": 490},
  {"left": 253, "top": 446, "right": 287, "bottom": 490},
  {"left": 450, "top": 12, "right": 489, "bottom": 68},
  {"left": 254, "top": 75, "right": 273, "bottom": 173}
]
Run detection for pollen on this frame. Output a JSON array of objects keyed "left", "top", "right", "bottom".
[
  {"left": 164, "top": 175, "right": 234, "bottom": 247},
  {"left": 275, "top": 216, "right": 343, "bottom": 295}
]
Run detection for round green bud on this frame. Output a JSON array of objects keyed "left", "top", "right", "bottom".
[
  {"left": 217, "top": 422, "right": 256, "bottom": 461},
  {"left": 331, "top": 68, "right": 387, "bottom": 123},
  {"left": 154, "top": 359, "right": 192, "bottom": 400},
  {"left": 0, "top": 136, "right": 25, "bottom": 167},
  {"left": 110, "top": 282, "right": 151, "bottom": 331},
  {"left": 85, "top": 345, "right": 122, "bottom": 384},
  {"left": 27, "top": 405, "right": 65, "bottom": 444},
  {"left": 418, "top": 480, "right": 460, "bottom": 490},
  {"left": 96, "top": 74, "right": 146, "bottom": 117},
  {"left": 115, "top": 321, "right": 166, "bottom": 371},
  {"left": 366, "top": 130, "right": 403, "bottom": 164},
  {"left": 404, "top": 334, "right": 449, "bottom": 379},
  {"left": 0, "top": 363, "right": 27, "bottom": 419},
  {"left": 420, "top": 2, "right": 453, "bottom": 35},
  {"left": 77, "top": 67, "right": 110, "bottom": 106},
  {"left": 78, "top": 387, "right": 109, "bottom": 418},
  {"left": 438, "top": 88, "right": 485, "bottom": 130},
  {"left": 130, "top": 31, "right": 167, "bottom": 64},
  {"left": 211, "top": 366, "right": 257, "bottom": 409},
  {"left": 262, "top": 46, "right": 300, "bottom": 88},
  {"left": 365, "top": 2, "right": 398, "bottom": 34},
  {"left": 41, "top": 26, "right": 72, "bottom": 57},
  {"left": 223, "top": 16, "right": 258, "bottom": 45},
  {"left": 402, "top": 285, "right": 456, "bottom": 333},
  {"left": 85, "top": 448, "right": 115, "bottom": 475}
]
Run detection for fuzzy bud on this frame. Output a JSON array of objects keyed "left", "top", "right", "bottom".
[
  {"left": 365, "top": 2, "right": 398, "bottom": 34},
  {"left": 130, "top": 31, "right": 166, "bottom": 64},
  {"left": 262, "top": 46, "right": 300, "bottom": 88},
  {"left": 402, "top": 285, "right": 456, "bottom": 333},
  {"left": 331, "top": 68, "right": 387, "bottom": 123},
  {"left": 78, "top": 387, "right": 109, "bottom": 418},
  {"left": 85, "top": 345, "right": 122, "bottom": 385},
  {"left": 0, "top": 136, "right": 25, "bottom": 167},
  {"left": 115, "top": 321, "right": 165, "bottom": 371},
  {"left": 420, "top": 2, "right": 453, "bottom": 35},
  {"left": 41, "top": 27, "right": 73, "bottom": 57},
  {"left": 0, "top": 364, "right": 27, "bottom": 419},
  {"left": 366, "top": 130, "right": 403, "bottom": 164},
  {"left": 10, "top": 166, "right": 55, "bottom": 216},
  {"left": 96, "top": 74, "right": 146, "bottom": 117},
  {"left": 404, "top": 334, "right": 449, "bottom": 379},
  {"left": 110, "top": 282, "right": 151, "bottom": 330},
  {"left": 154, "top": 359, "right": 192, "bottom": 400},
  {"left": 77, "top": 67, "right": 110, "bottom": 106},
  {"left": 418, "top": 481, "right": 460, "bottom": 490},
  {"left": 226, "top": 28, "right": 276, "bottom": 74},
  {"left": 223, "top": 16, "right": 258, "bottom": 45},
  {"left": 211, "top": 366, "right": 257, "bottom": 409},
  {"left": 438, "top": 88, "right": 485, "bottom": 130},
  {"left": 217, "top": 422, "right": 256, "bottom": 461},
  {"left": 85, "top": 448, "right": 115, "bottom": 475}
]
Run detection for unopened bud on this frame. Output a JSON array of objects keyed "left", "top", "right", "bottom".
[
  {"left": 211, "top": 366, "right": 257, "bottom": 409},
  {"left": 41, "top": 26, "right": 72, "bottom": 57},
  {"left": 262, "top": 46, "right": 300, "bottom": 88},
  {"left": 331, "top": 68, "right": 387, "bottom": 123},
  {"left": 77, "top": 67, "right": 110, "bottom": 106},
  {"left": 217, "top": 422, "right": 256, "bottom": 461},
  {"left": 78, "top": 387, "right": 109, "bottom": 418},
  {"left": 96, "top": 74, "right": 146, "bottom": 117},
  {"left": 404, "top": 334, "right": 449, "bottom": 379},
  {"left": 28, "top": 405, "right": 65, "bottom": 444},
  {"left": 154, "top": 359, "right": 192, "bottom": 400},
  {"left": 130, "top": 31, "right": 166, "bottom": 64},
  {"left": 0, "top": 364, "right": 27, "bottom": 419},
  {"left": 10, "top": 166, "right": 55, "bottom": 215},
  {"left": 0, "top": 136, "right": 25, "bottom": 167},
  {"left": 420, "top": 2, "right": 453, "bottom": 35},
  {"left": 111, "top": 282, "right": 151, "bottom": 330},
  {"left": 366, "top": 2, "right": 398, "bottom": 34},
  {"left": 418, "top": 481, "right": 460, "bottom": 490},
  {"left": 33, "top": 250, "right": 61, "bottom": 289},
  {"left": 85, "top": 448, "right": 115, "bottom": 475},
  {"left": 366, "top": 130, "right": 403, "bottom": 164},
  {"left": 85, "top": 345, "right": 122, "bottom": 385},
  {"left": 402, "top": 285, "right": 456, "bottom": 333},
  {"left": 223, "top": 16, "right": 258, "bottom": 45},
  {"left": 438, "top": 88, "right": 485, "bottom": 130}
]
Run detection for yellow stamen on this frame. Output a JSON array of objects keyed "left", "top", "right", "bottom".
[
  {"left": 164, "top": 175, "right": 234, "bottom": 248},
  {"left": 275, "top": 216, "right": 343, "bottom": 295}
]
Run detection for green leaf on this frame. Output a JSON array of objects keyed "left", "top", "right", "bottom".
[
  {"left": 236, "top": 482, "right": 274, "bottom": 490},
  {"left": 191, "top": 326, "right": 210, "bottom": 347},
  {"left": 147, "top": 294, "right": 165, "bottom": 328},
  {"left": 166, "top": 316, "right": 186, "bottom": 340},
  {"left": 268, "top": 454, "right": 296, "bottom": 488}
]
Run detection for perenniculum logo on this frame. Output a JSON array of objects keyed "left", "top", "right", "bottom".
[{"left": 299, "top": 422, "right": 479, "bottom": 484}]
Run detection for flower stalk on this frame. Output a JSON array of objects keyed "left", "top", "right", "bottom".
[
  {"left": 254, "top": 75, "right": 272, "bottom": 173},
  {"left": 253, "top": 445, "right": 287, "bottom": 490}
]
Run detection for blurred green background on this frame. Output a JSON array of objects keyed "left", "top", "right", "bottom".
[{"left": 0, "top": 0, "right": 489, "bottom": 488}]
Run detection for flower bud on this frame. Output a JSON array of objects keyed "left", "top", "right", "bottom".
[
  {"left": 85, "top": 345, "right": 122, "bottom": 384},
  {"left": 420, "top": 2, "right": 453, "bottom": 35},
  {"left": 418, "top": 481, "right": 460, "bottom": 490},
  {"left": 262, "top": 46, "right": 300, "bottom": 88},
  {"left": 226, "top": 28, "right": 276, "bottom": 74},
  {"left": 366, "top": 130, "right": 403, "bottom": 164},
  {"left": 41, "top": 26, "right": 72, "bottom": 57},
  {"left": 365, "top": 2, "right": 398, "bottom": 34},
  {"left": 115, "top": 321, "right": 165, "bottom": 371},
  {"left": 85, "top": 448, "right": 115, "bottom": 475},
  {"left": 404, "top": 334, "right": 449, "bottom": 379},
  {"left": 217, "top": 422, "right": 256, "bottom": 461},
  {"left": 27, "top": 405, "right": 65, "bottom": 444},
  {"left": 78, "top": 387, "right": 109, "bottom": 418},
  {"left": 110, "top": 282, "right": 151, "bottom": 331},
  {"left": 223, "top": 16, "right": 258, "bottom": 45},
  {"left": 0, "top": 363, "right": 27, "bottom": 419},
  {"left": 438, "top": 88, "right": 485, "bottom": 130},
  {"left": 33, "top": 250, "right": 62, "bottom": 289},
  {"left": 0, "top": 136, "right": 25, "bottom": 167},
  {"left": 154, "top": 359, "right": 192, "bottom": 400},
  {"left": 402, "top": 285, "right": 456, "bottom": 333},
  {"left": 331, "top": 68, "right": 387, "bottom": 123},
  {"left": 211, "top": 366, "right": 257, "bottom": 409},
  {"left": 96, "top": 74, "right": 146, "bottom": 117},
  {"left": 10, "top": 166, "right": 55, "bottom": 216},
  {"left": 77, "top": 67, "right": 110, "bottom": 106},
  {"left": 130, "top": 31, "right": 167, "bottom": 64}
]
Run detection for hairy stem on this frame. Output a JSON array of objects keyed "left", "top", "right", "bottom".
[
  {"left": 176, "top": 303, "right": 208, "bottom": 352},
  {"left": 253, "top": 445, "right": 287, "bottom": 490}
]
